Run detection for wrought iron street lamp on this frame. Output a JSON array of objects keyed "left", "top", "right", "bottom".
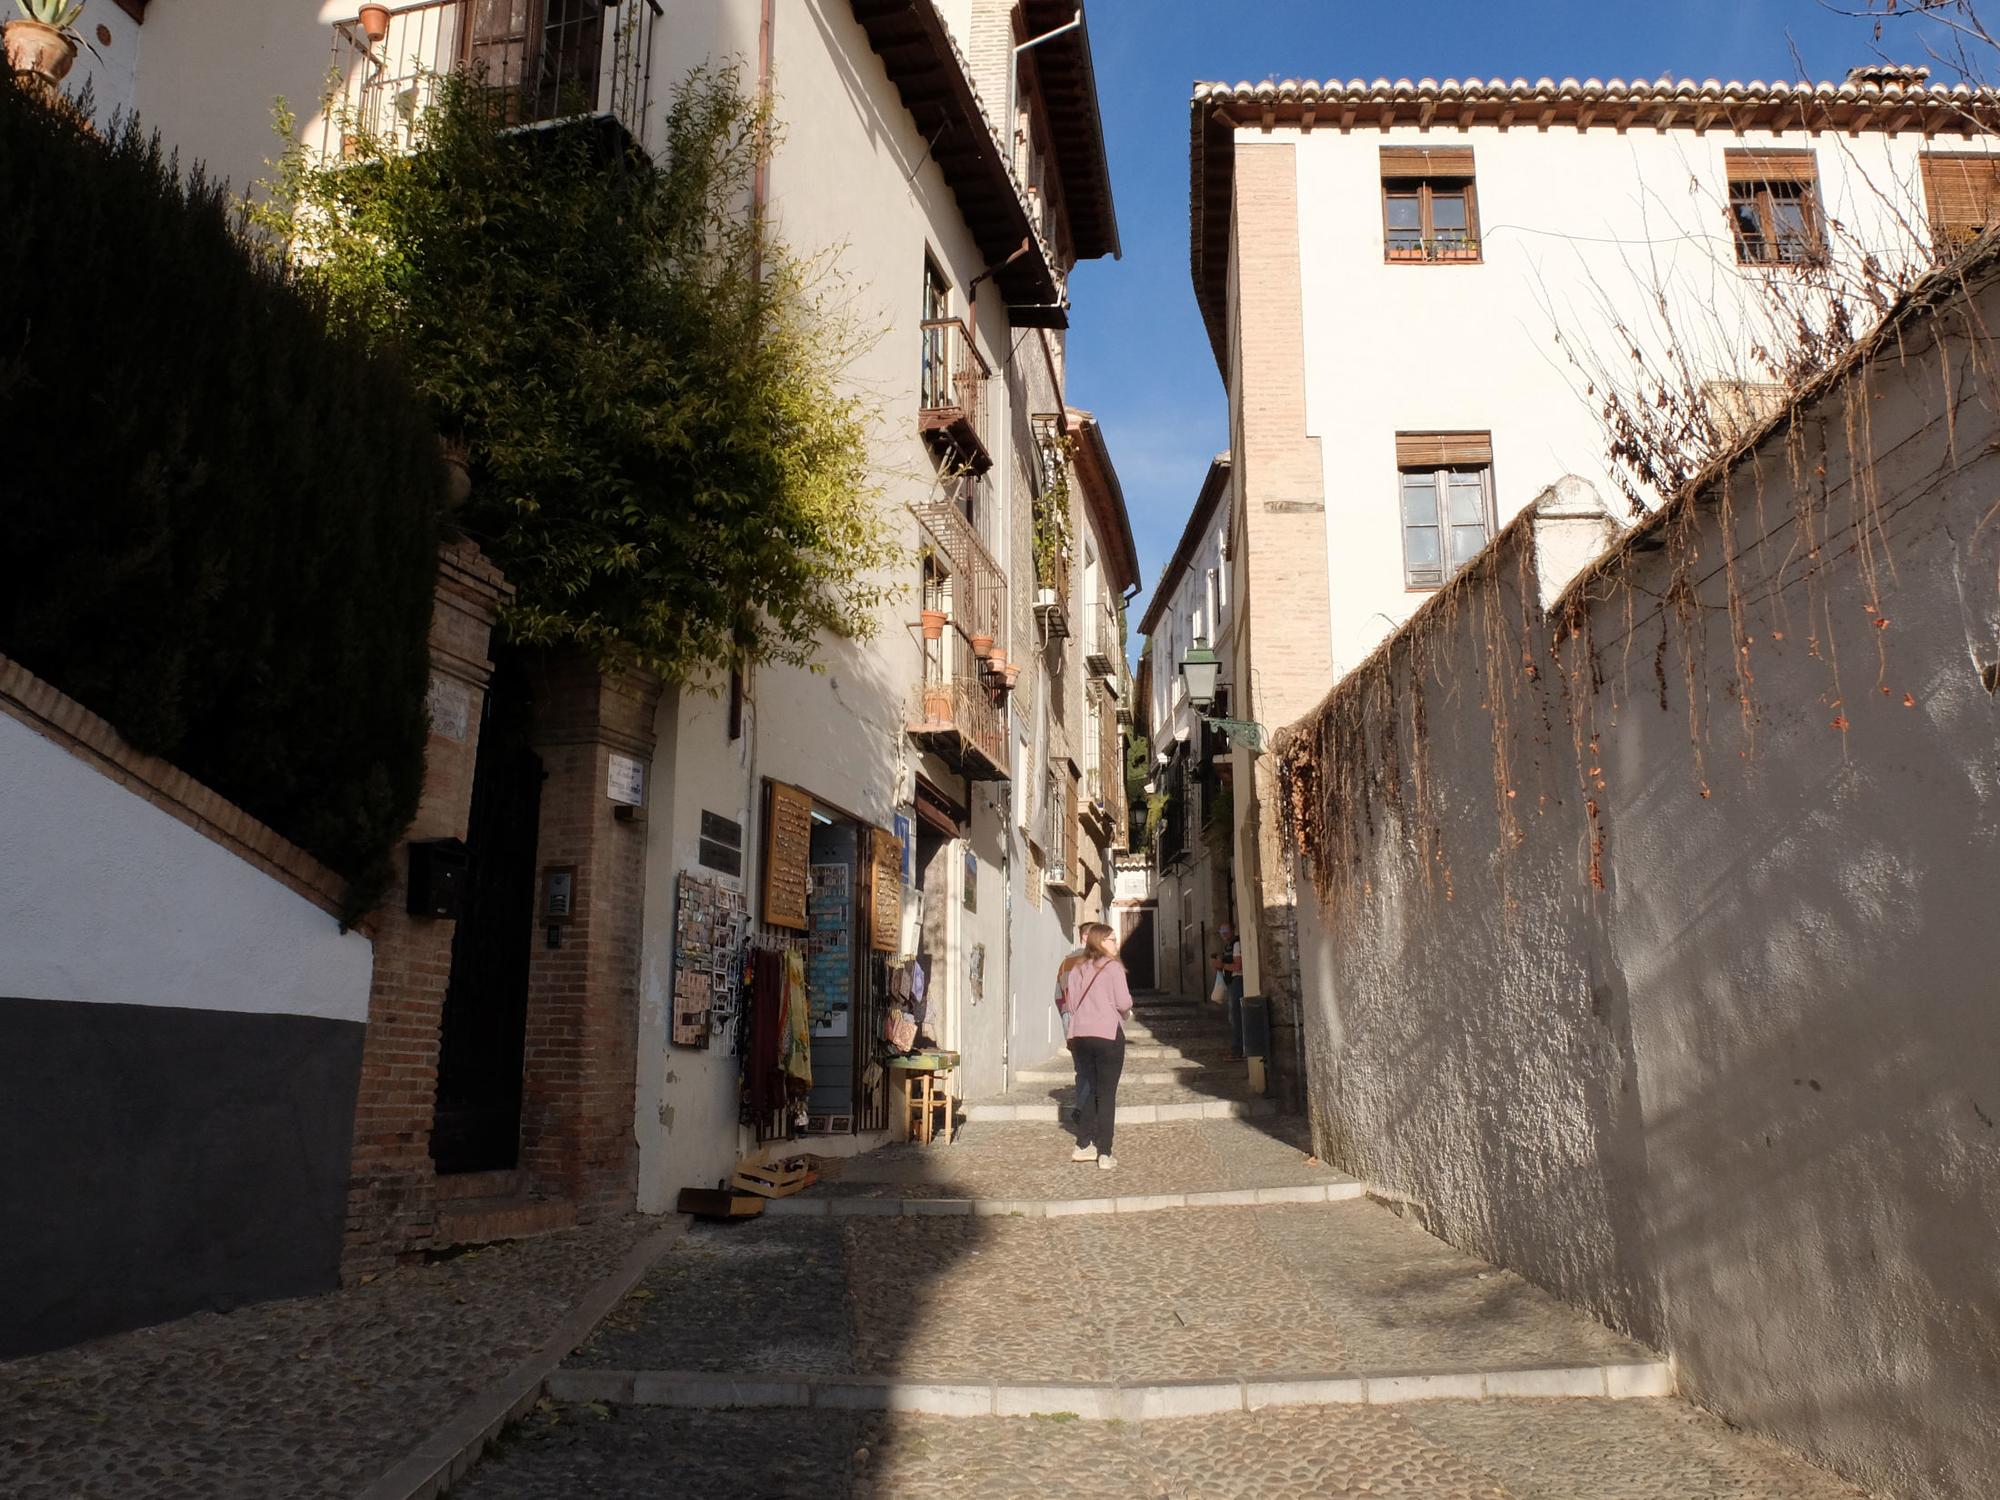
[{"left": 1177, "top": 637, "right": 1266, "bottom": 752}]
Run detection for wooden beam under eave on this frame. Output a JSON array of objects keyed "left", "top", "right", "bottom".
[
  {"left": 1380, "top": 103, "right": 1397, "bottom": 132},
  {"left": 1655, "top": 102, "right": 1680, "bottom": 134},
  {"left": 1616, "top": 102, "right": 1641, "bottom": 133},
  {"left": 1418, "top": 97, "right": 1437, "bottom": 128},
  {"left": 1457, "top": 103, "right": 1476, "bottom": 130},
  {"left": 1694, "top": 103, "right": 1720, "bottom": 134},
  {"left": 1885, "top": 105, "right": 1916, "bottom": 135},
  {"left": 1340, "top": 102, "right": 1357, "bottom": 132},
  {"left": 1300, "top": 106, "right": 1316, "bottom": 132},
  {"left": 1537, "top": 102, "right": 1557, "bottom": 131},
  {"left": 1577, "top": 103, "right": 1598, "bottom": 130},
  {"left": 1261, "top": 104, "right": 1275, "bottom": 131},
  {"left": 1497, "top": 100, "right": 1519, "bottom": 130}
]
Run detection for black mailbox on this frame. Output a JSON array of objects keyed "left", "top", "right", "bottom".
[{"left": 407, "top": 838, "right": 469, "bottom": 919}]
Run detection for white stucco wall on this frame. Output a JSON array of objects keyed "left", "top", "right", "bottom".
[
  {"left": 1290, "top": 264, "right": 2000, "bottom": 1500},
  {"left": 1280, "top": 118, "right": 1993, "bottom": 686},
  {"left": 632, "top": 0, "right": 1062, "bottom": 1204},
  {"left": 0, "top": 712, "right": 373, "bottom": 1022}
]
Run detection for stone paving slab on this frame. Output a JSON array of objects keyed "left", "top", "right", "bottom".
[
  {"left": 563, "top": 1201, "right": 1653, "bottom": 1388},
  {"left": 796, "top": 1117, "right": 1349, "bottom": 1204},
  {"left": 452, "top": 1399, "right": 1868, "bottom": 1499},
  {"left": 0, "top": 1217, "right": 657, "bottom": 1500}
]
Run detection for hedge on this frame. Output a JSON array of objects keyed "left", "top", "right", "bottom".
[{"left": 0, "top": 84, "right": 444, "bottom": 919}]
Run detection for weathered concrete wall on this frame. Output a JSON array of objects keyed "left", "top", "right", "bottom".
[{"left": 1286, "top": 264, "right": 2000, "bottom": 1500}]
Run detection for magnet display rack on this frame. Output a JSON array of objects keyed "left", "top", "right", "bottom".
[{"left": 673, "top": 871, "right": 746, "bottom": 1048}]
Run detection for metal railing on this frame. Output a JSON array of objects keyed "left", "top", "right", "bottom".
[
  {"left": 912, "top": 624, "right": 1006, "bottom": 775},
  {"left": 914, "top": 493, "right": 1005, "bottom": 654},
  {"left": 919, "top": 317, "right": 990, "bottom": 454},
  {"left": 322, "top": 0, "right": 649, "bottom": 158},
  {"left": 1083, "top": 597, "right": 1118, "bottom": 677}
]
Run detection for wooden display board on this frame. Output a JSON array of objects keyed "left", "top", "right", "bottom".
[
  {"left": 868, "top": 825, "right": 903, "bottom": 954},
  {"left": 763, "top": 780, "right": 814, "bottom": 930}
]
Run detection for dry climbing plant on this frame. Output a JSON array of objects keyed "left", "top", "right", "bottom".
[{"left": 1281, "top": 86, "right": 2000, "bottom": 925}]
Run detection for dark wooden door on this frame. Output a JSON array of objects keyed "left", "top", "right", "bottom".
[
  {"left": 1119, "top": 907, "right": 1157, "bottom": 992},
  {"left": 430, "top": 653, "right": 542, "bottom": 1175}
]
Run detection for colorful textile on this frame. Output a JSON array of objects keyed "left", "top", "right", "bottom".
[{"left": 781, "top": 948, "right": 814, "bottom": 1090}]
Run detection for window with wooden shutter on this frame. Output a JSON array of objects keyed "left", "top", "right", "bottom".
[
  {"left": 1380, "top": 147, "right": 1480, "bottom": 263},
  {"left": 1395, "top": 432, "right": 1494, "bottom": 589},
  {"left": 1724, "top": 150, "right": 1824, "bottom": 265},
  {"left": 1919, "top": 152, "right": 2000, "bottom": 251}
]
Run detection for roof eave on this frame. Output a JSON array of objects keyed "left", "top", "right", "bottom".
[{"left": 1065, "top": 408, "right": 1141, "bottom": 593}]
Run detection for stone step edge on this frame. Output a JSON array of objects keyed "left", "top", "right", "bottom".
[
  {"left": 964, "top": 1099, "right": 1277, "bottom": 1124},
  {"left": 547, "top": 1361, "right": 1676, "bottom": 1420},
  {"left": 762, "top": 1182, "right": 1366, "bottom": 1219},
  {"left": 1016, "top": 1067, "right": 1212, "bottom": 1084}
]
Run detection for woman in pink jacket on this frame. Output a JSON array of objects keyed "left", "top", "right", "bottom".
[{"left": 1056, "top": 922, "right": 1135, "bottom": 1170}]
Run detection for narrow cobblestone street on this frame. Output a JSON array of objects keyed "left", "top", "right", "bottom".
[{"left": 456, "top": 994, "right": 1868, "bottom": 1500}]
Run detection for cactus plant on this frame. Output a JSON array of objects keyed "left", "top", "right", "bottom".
[{"left": 15, "top": 0, "right": 85, "bottom": 30}]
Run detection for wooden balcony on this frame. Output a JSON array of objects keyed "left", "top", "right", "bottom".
[
  {"left": 323, "top": 0, "right": 649, "bottom": 158},
  {"left": 919, "top": 317, "right": 992, "bottom": 474}
]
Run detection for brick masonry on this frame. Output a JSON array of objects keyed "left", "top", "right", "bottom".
[
  {"left": 519, "top": 652, "right": 662, "bottom": 1218},
  {"left": 343, "top": 540, "right": 512, "bottom": 1277},
  {"left": 1228, "top": 140, "right": 1332, "bottom": 1110}
]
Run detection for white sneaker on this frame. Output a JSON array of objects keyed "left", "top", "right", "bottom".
[
  {"left": 1071, "top": 1145, "right": 1097, "bottom": 1163},
  {"left": 1097, "top": 1153, "right": 1117, "bottom": 1170}
]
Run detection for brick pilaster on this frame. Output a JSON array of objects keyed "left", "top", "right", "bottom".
[
  {"left": 342, "top": 540, "right": 512, "bottom": 1276},
  {"left": 518, "top": 651, "right": 662, "bottom": 1217},
  {"left": 1230, "top": 139, "right": 1331, "bottom": 1111}
]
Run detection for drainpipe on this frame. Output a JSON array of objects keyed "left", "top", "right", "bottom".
[
  {"left": 1003, "top": 9, "right": 1082, "bottom": 182},
  {"left": 749, "top": 0, "right": 775, "bottom": 286}
]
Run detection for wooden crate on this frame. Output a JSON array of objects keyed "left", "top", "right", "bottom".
[{"left": 729, "top": 1156, "right": 819, "bottom": 1198}]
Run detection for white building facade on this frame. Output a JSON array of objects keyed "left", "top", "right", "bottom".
[{"left": 1187, "top": 69, "right": 2000, "bottom": 1104}]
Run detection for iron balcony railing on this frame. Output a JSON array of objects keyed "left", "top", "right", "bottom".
[
  {"left": 322, "top": 0, "right": 650, "bottom": 158},
  {"left": 914, "top": 492, "right": 1005, "bottom": 654},
  {"left": 919, "top": 317, "right": 992, "bottom": 470},
  {"left": 911, "top": 624, "right": 1007, "bottom": 780},
  {"left": 1083, "top": 596, "right": 1118, "bottom": 680}
]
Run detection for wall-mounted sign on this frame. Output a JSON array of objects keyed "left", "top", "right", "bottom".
[
  {"left": 868, "top": 825, "right": 903, "bottom": 954},
  {"left": 427, "top": 675, "right": 471, "bottom": 742},
  {"left": 893, "top": 813, "right": 915, "bottom": 884},
  {"left": 964, "top": 849, "right": 978, "bottom": 912},
  {"left": 607, "top": 752, "right": 646, "bottom": 807},
  {"left": 762, "top": 781, "right": 814, "bottom": 930}
]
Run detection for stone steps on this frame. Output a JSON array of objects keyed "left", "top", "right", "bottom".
[{"left": 964, "top": 1095, "right": 1277, "bottom": 1124}]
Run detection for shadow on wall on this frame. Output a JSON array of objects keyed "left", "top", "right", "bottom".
[{"left": 1280, "top": 262, "right": 2000, "bottom": 1500}]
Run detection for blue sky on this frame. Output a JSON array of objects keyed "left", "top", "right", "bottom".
[{"left": 1063, "top": 0, "right": 1961, "bottom": 617}]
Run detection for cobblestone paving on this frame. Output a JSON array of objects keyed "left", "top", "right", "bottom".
[
  {"left": 564, "top": 1203, "right": 1647, "bottom": 1384},
  {"left": 0, "top": 1218, "right": 654, "bottom": 1500},
  {"left": 456, "top": 1401, "right": 1868, "bottom": 1499},
  {"left": 804, "top": 1116, "right": 1347, "bottom": 1202},
  {"left": 570, "top": 1218, "right": 852, "bottom": 1375}
]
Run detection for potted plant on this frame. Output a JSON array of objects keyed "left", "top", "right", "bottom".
[
  {"left": 5, "top": 0, "right": 85, "bottom": 87},
  {"left": 358, "top": 2, "right": 391, "bottom": 44},
  {"left": 970, "top": 631, "right": 994, "bottom": 659},
  {"left": 922, "top": 685, "right": 951, "bottom": 723},
  {"left": 919, "top": 608, "right": 947, "bottom": 641}
]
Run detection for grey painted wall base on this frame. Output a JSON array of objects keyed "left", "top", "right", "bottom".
[{"left": 0, "top": 996, "right": 363, "bottom": 1357}]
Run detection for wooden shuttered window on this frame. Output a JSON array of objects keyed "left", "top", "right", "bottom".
[
  {"left": 1396, "top": 433, "right": 1494, "bottom": 590},
  {"left": 1381, "top": 147, "right": 1480, "bottom": 263},
  {"left": 1395, "top": 431, "right": 1492, "bottom": 469},
  {"left": 1919, "top": 152, "right": 2000, "bottom": 247},
  {"left": 1723, "top": 149, "right": 1824, "bottom": 265}
]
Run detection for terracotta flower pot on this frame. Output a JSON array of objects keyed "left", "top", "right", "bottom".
[
  {"left": 358, "top": 3, "right": 392, "bottom": 43},
  {"left": 1001, "top": 664, "right": 1021, "bottom": 689},
  {"left": 919, "top": 609, "right": 947, "bottom": 641},
  {"left": 922, "top": 686, "right": 951, "bottom": 723},
  {"left": 4, "top": 19, "right": 77, "bottom": 86},
  {"left": 970, "top": 632, "right": 994, "bottom": 659}
]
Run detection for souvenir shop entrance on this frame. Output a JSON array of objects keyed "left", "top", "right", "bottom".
[{"left": 741, "top": 781, "right": 897, "bottom": 1142}]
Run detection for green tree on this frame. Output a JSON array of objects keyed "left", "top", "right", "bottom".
[{"left": 254, "top": 67, "right": 895, "bottom": 680}]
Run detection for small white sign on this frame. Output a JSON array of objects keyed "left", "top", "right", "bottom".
[
  {"left": 607, "top": 752, "right": 646, "bottom": 806},
  {"left": 427, "top": 676, "right": 471, "bottom": 742}
]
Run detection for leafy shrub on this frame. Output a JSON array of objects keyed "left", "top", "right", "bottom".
[
  {"left": 0, "top": 83, "right": 443, "bottom": 918},
  {"left": 255, "top": 68, "right": 894, "bottom": 681}
]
